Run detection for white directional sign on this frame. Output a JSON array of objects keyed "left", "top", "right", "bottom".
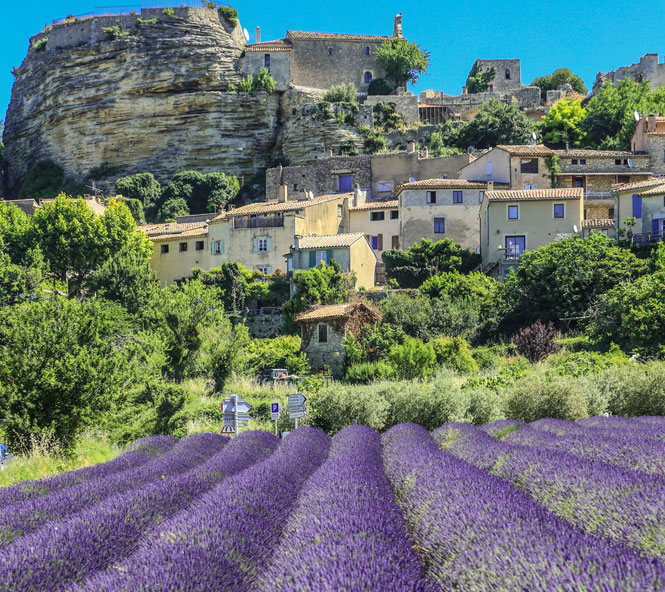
[
  {"left": 221, "top": 394, "right": 252, "bottom": 434},
  {"left": 288, "top": 394, "right": 307, "bottom": 407},
  {"left": 288, "top": 393, "right": 307, "bottom": 421},
  {"left": 221, "top": 398, "right": 252, "bottom": 415}
]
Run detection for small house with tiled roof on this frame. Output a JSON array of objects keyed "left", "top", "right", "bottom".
[
  {"left": 288, "top": 232, "right": 378, "bottom": 290},
  {"left": 207, "top": 185, "right": 349, "bottom": 275},
  {"left": 479, "top": 188, "right": 584, "bottom": 278},
  {"left": 396, "top": 178, "right": 504, "bottom": 252},
  {"left": 613, "top": 177, "right": 665, "bottom": 245},
  {"left": 632, "top": 114, "right": 665, "bottom": 176},
  {"left": 238, "top": 14, "right": 404, "bottom": 92},
  {"left": 295, "top": 302, "right": 381, "bottom": 376}
]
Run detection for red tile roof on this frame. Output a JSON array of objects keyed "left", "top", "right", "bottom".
[
  {"left": 485, "top": 188, "right": 583, "bottom": 201},
  {"left": 214, "top": 193, "right": 348, "bottom": 219},
  {"left": 244, "top": 38, "right": 293, "bottom": 51},
  {"left": 612, "top": 177, "right": 662, "bottom": 191},
  {"left": 495, "top": 144, "right": 553, "bottom": 157},
  {"left": 286, "top": 30, "right": 392, "bottom": 41},
  {"left": 294, "top": 302, "right": 380, "bottom": 323},
  {"left": 350, "top": 199, "right": 399, "bottom": 211},
  {"left": 395, "top": 179, "right": 501, "bottom": 194},
  {"left": 554, "top": 150, "right": 649, "bottom": 158}
]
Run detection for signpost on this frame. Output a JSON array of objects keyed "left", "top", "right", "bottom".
[
  {"left": 271, "top": 402, "right": 280, "bottom": 435},
  {"left": 288, "top": 393, "right": 307, "bottom": 429},
  {"left": 221, "top": 394, "right": 252, "bottom": 436}
]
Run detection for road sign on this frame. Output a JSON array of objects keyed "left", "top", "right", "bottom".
[
  {"left": 271, "top": 402, "right": 280, "bottom": 414},
  {"left": 222, "top": 413, "right": 251, "bottom": 421},
  {"left": 221, "top": 398, "right": 252, "bottom": 415},
  {"left": 288, "top": 393, "right": 307, "bottom": 407},
  {"left": 221, "top": 394, "right": 252, "bottom": 435},
  {"left": 270, "top": 402, "right": 280, "bottom": 434},
  {"left": 289, "top": 405, "right": 306, "bottom": 414},
  {"left": 221, "top": 425, "right": 235, "bottom": 435}
]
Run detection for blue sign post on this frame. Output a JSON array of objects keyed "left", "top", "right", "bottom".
[{"left": 271, "top": 402, "right": 280, "bottom": 434}]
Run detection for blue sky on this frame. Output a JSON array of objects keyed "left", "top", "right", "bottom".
[{"left": 2, "top": 0, "right": 665, "bottom": 132}]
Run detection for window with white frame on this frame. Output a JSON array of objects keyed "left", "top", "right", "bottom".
[
  {"left": 377, "top": 181, "right": 394, "bottom": 193},
  {"left": 426, "top": 191, "right": 436, "bottom": 204},
  {"left": 258, "top": 238, "right": 268, "bottom": 253},
  {"left": 212, "top": 240, "right": 223, "bottom": 255},
  {"left": 258, "top": 266, "right": 269, "bottom": 275},
  {"left": 316, "top": 251, "right": 327, "bottom": 265}
]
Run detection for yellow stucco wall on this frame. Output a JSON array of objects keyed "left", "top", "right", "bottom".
[
  {"left": 149, "top": 235, "right": 209, "bottom": 285},
  {"left": 616, "top": 189, "right": 665, "bottom": 235},
  {"left": 480, "top": 197, "right": 582, "bottom": 268},
  {"left": 349, "top": 238, "right": 378, "bottom": 289},
  {"left": 349, "top": 208, "right": 401, "bottom": 252}
]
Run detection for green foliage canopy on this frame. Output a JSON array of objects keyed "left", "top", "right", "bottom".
[
  {"left": 19, "top": 160, "right": 64, "bottom": 200},
  {"left": 457, "top": 99, "right": 536, "bottom": 149},
  {"left": 375, "top": 38, "right": 429, "bottom": 88},
  {"left": 531, "top": 68, "right": 588, "bottom": 101},
  {"left": 539, "top": 98, "right": 587, "bottom": 148},
  {"left": 466, "top": 62, "right": 495, "bottom": 94},
  {"left": 159, "top": 171, "right": 239, "bottom": 219}
]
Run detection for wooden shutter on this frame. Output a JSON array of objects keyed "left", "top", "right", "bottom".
[
  {"left": 377, "top": 234, "right": 383, "bottom": 251},
  {"left": 653, "top": 219, "right": 660, "bottom": 233},
  {"left": 326, "top": 249, "right": 333, "bottom": 264},
  {"left": 309, "top": 251, "right": 316, "bottom": 268}
]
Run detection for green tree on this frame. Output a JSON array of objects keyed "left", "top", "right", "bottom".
[
  {"left": 466, "top": 62, "right": 495, "bottom": 94},
  {"left": 375, "top": 38, "right": 429, "bottom": 88},
  {"left": 457, "top": 99, "right": 536, "bottom": 149},
  {"left": 586, "top": 270, "right": 665, "bottom": 355},
  {"left": 429, "top": 131, "right": 461, "bottom": 157},
  {"left": 387, "top": 337, "right": 436, "bottom": 380},
  {"left": 0, "top": 201, "right": 31, "bottom": 263},
  {"left": 531, "top": 68, "right": 588, "bottom": 101},
  {"left": 115, "top": 172, "right": 162, "bottom": 210},
  {"left": 18, "top": 159, "right": 64, "bottom": 200},
  {"left": 382, "top": 238, "right": 478, "bottom": 288},
  {"left": 0, "top": 251, "right": 43, "bottom": 305},
  {"left": 322, "top": 83, "right": 357, "bottom": 104},
  {"left": 539, "top": 98, "right": 587, "bottom": 148},
  {"left": 0, "top": 298, "right": 137, "bottom": 451},
  {"left": 157, "top": 198, "right": 189, "bottom": 222},
  {"left": 499, "top": 233, "right": 648, "bottom": 331},
  {"left": 159, "top": 171, "right": 239, "bottom": 217}
]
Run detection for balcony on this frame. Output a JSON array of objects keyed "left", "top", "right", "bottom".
[
  {"left": 583, "top": 191, "right": 613, "bottom": 200},
  {"left": 233, "top": 215, "right": 284, "bottom": 229}
]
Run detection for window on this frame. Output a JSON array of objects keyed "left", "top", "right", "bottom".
[
  {"left": 338, "top": 175, "right": 353, "bottom": 192},
  {"left": 365, "top": 46, "right": 370, "bottom": 56},
  {"left": 479, "top": 191, "right": 485, "bottom": 203},
  {"left": 609, "top": 207, "right": 615, "bottom": 218},
  {"left": 316, "top": 250, "right": 327, "bottom": 265},
  {"left": 264, "top": 54, "right": 270, "bottom": 69},
  {"left": 370, "top": 211, "right": 385, "bottom": 221},
  {"left": 573, "top": 177, "right": 584, "bottom": 188},
  {"left": 524, "top": 184, "right": 536, "bottom": 190},
  {"left": 505, "top": 68, "right": 511, "bottom": 79},
  {"left": 377, "top": 181, "right": 394, "bottom": 192},
  {"left": 211, "top": 240, "right": 223, "bottom": 255},
  {"left": 318, "top": 324, "right": 328, "bottom": 343},
  {"left": 434, "top": 217, "right": 445, "bottom": 233},
  {"left": 426, "top": 191, "right": 436, "bottom": 204},
  {"left": 195, "top": 241, "right": 204, "bottom": 251},
  {"left": 572, "top": 159, "right": 578, "bottom": 165},
  {"left": 632, "top": 194, "right": 642, "bottom": 218},
  {"left": 488, "top": 84, "right": 493, "bottom": 92},
  {"left": 624, "top": 159, "right": 629, "bottom": 165},
  {"left": 390, "top": 209, "right": 399, "bottom": 220},
  {"left": 508, "top": 205, "right": 519, "bottom": 219},
  {"left": 337, "top": 205, "right": 343, "bottom": 217},
  {"left": 160, "top": 244, "right": 169, "bottom": 254},
  {"left": 364, "top": 71, "right": 373, "bottom": 84},
  {"left": 485, "top": 161, "right": 493, "bottom": 175},
  {"left": 553, "top": 204, "right": 565, "bottom": 218},
  {"left": 258, "top": 238, "right": 268, "bottom": 252},
  {"left": 179, "top": 242, "right": 187, "bottom": 252},
  {"left": 392, "top": 235, "right": 399, "bottom": 249},
  {"left": 293, "top": 183, "right": 298, "bottom": 191},
  {"left": 601, "top": 229, "right": 609, "bottom": 236},
  {"left": 328, "top": 47, "right": 333, "bottom": 56},
  {"left": 580, "top": 159, "right": 586, "bottom": 165},
  {"left": 258, "top": 266, "right": 270, "bottom": 275},
  {"left": 520, "top": 158, "right": 538, "bottom": 174},
  {"left": 505, "top": 236, "right": 525, "bottom": 259},
  {"left": 453, "top": 191, "right": 463, "bottom": 204},
  {"left": 371, "top": 235, "right": 383, "bottom": 250},
  {"left": 615, "top": 159, "right": 621, "bottom": 165}
]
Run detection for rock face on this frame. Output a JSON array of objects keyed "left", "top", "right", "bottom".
[{"left": 3, "top": 7, "right": 279, "bottom": 195}]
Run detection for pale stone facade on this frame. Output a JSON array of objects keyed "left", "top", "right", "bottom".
[
  {"left": 631, "top": 114, "right": 665, "bottom": 175},
  {"left": 614, "top": 179, "right": 665, "bottom": 238},
  {"left": 593, "top": 54, "right": 665, "bottom": 95}
]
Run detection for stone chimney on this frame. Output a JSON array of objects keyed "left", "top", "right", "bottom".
[
  {"left": 278, "top": 183, "right": 288, "bottom": 203},
  {"left": 393, "top": 13, "right": 403, "bottom": 38},
  {"left": 255, "top": 26, "right": 261, "bottom": 44},
  {"left": 353, "top": 184, "right": 366, "bottom": 206},
  {"left": 487, "top": 181, "right": 494, "bottom": 191},
  {"left": 407, "top": 140, "right": 416, "bottom": 154},
  {"left": 648, "top": 113, "right": 657, "bottom": 133},
  {"left": 423, "top": 146, "right": 429, "bottom": 159},
  {"left": 293, "top": 235, "right": 301, "bottom": 250}
]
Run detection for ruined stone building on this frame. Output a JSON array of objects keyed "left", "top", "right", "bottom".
[{"left": 593, "top": 54, "right": 665, "bottom": 95}]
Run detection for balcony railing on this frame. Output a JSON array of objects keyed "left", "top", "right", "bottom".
[
  {"left": 632, "top": 232, "right": 664, "bottom": 246},
  {"left": 583, "top": 191, "right": 613, "bottom": 200},
  {"left": 233, "top": 216, "right": 284, "bottom": 229}
]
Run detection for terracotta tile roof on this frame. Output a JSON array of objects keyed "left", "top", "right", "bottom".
[
  {"left": 296, "top": 233, "right": 366, "bottom": 249},
  {"left": 4, "top": 199, "right": 41, "bottom": 215},
  {"left": 612, "top": 177, "right": 662, "bottom": 191},
  {"left": 395, "top": 179, "right": 501, "bottom": 194},
  {"left": 294, "top": 302, "right": 380, "bottom": 323},
  {"left": 286, "top": 30, "right": 392, "bottom": 41},
  {"left": 350, "top": 199, "right": 399, "bottom": 211},
  {"left": 638, "top": 184, "right": 665, "bottom": 196},
  {"left": 141, "top": 222, "right": 208, "bottom": 242},
  {"left": 214, "top": 194, "right": 348, "bottom": 219},
  {"left": 554, "top": 150, "right": 649, "bottom": 158},
  {"left": 555, "top": 171, "right": 653, "bottom": 176},
  {"left": 245, "top": 38, "right": 293, "bottom": 51},
  {"left": 485, "top": 188, "right": 583, "bottom": 201},
  {"left": 582, "top": 218, "right": 615, "bottom": 228},
  {"left": 495, "top": 144, "right": 553, "bottom": 157}
]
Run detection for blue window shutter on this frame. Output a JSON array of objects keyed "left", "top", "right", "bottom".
[
  {"left": 210, "top": 240, "right": 214, "bottom": 255},
  {"left": 653, "top": 219, "right": 659, "bottom": 233},
  {"left": 220, "top": 239, "right": 224, "bottom": 254},
  {"left": 326, "top": 249, "right": 333, "bottom": 264},
  {"left": 253, "top": 237, "right": 258, "bottom": 252},
  {"left": 632, "top": 194, "right": 642, "bottom": 218},
  {"left": 309, "top": 251, "right": 316, "bottom": 268},
  {"left": 267, "top": 237, "right": 273, "bottom": 252},
  {"left": 266, "top": 266, "right": 273, "bottom": 274}
]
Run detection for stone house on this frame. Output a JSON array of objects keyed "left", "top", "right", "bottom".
[
  {"left": 631, "top": 113, "right": 665, "bottom": 175},
  {"left": 397, "top": 178, "right": 501, "bottom": 253},
  {"left": 288, "top": 233, "right": 378, "bottom": 290},
  {"left": 593, "top": 54, "right": 665, "bottom": 95},
  {"left": 142, "top": 221, "right": 210, "bottom": 285},
  {"left": 464, "top": 59, "right": 522, "bottom": 94},
  {"left": 348, "top": 197, "right": 400, "bottom": 255},
  {"left": 5, "top": 199, "right": 40, "bottom": 215},
  {"left": 581, "top": 218, "right": 616, "bottom": 239},
  {"left": 479, "top": 188, "right": 583, "bottom": 278},
  {"left": 238, "top": 15, "right": 404, "bottom": 93},
  {"left": 208, "top": 186, "right": 349, "bottom": 275},
  {"left": 295, "top": 302, "right": 381, "bottom": 376},
  {"left": 613, "top": 178, "right": 665, "bottom": 244}
]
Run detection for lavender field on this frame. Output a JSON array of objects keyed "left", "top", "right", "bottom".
[{"left": 1, "top": 418, "right": 665, "bottom": 591}]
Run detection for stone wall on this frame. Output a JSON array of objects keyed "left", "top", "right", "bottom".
[
  {"left": 593, "top": 54, "right": 665, "bottom": 95},
  {"left": 646, "top": 136, "right": 665, "bottom": 174},
  {"left": 363, "top": 94, "right": 419, "bottom": 124},
  {"left": 470, "top": 59, "right": 522, "bottom": 93},
  {"left": 238, "top": 50, "right": 292, "bottom": 91},
  {"left": 239, "top": 309, "right": 284, "bottom": 338},
  {"left": 301, "top": 319, "right": 347, "bottom": 376}
]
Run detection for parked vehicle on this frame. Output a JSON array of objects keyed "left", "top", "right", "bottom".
[
  {"left": 0, "top": 443, "right": 12, "bottom": 469},
  {"left": 260, "top": 368, "right": 299, "bottom": 384}
]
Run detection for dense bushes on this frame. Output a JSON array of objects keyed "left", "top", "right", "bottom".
[
  {"left": 238, "top": 336, "right": 309, "bottom": 377},
  {"left": 513, "top": 320, "right": 558, "bottom": 362}
]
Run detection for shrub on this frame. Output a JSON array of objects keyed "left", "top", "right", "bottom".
[
  {"left": 387, "top": 337, "right": 436, "bottom": 380},
  {"left": 367, "top": 78, "right": 393, "bottom": 95},
  {"left": 19, "top": 159, "right": 64, "bottom": 200},
  {"left": 513, "top": 320, "right": 558, "bottom": 363},
  {"left": 162, "top": 7, "right": 175, "bottom": 16},
  {"left": 593, "top": 362, "right": 665, "bottom": 417},
  {"left": 505, "top": 371, "right": 589, "bottom": 422},
  {"left": 373, "top": 102, "right": 404, "bottom": 131},
  {"left": 432, "top": 336, "right": 478, "bottom": 374},
  {"left": 238, "top": 336, "right": 310, "bottom": 377},
  {"left": 31, "top": 37, "right": 47, "bottom": 52},
  {"left": 236, "top": 69, "right": 276, "bottom": 95},
  {"left": 322, "top": 83, "right": 358, "bottom": 104},
  {"left": 136, "top": 17, "right": 158, "bottom": 24},
  {"left": 102, "top": 26, "right": 130, "bottom": 40},
  {"left": 546, "top": 347, "right": 629, "bottom": 378},
  {"left": 363, "top": 130, "right": 386, "bottom": 154},
  {"left": 345, "top": 362, "right": 394, "bottom": 384},
  {"left": 471, "top": 346, "right": 500, "bottom": 371},
  {"left": 218, "top": 5, "right": 238, "bottom": 27},
  {"left": 465, "top": 386, "right": 505, "bottom": 426}
]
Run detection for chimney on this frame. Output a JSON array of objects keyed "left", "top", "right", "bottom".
[
  {"left": 407, "top": 140, "right": 416, "bottom": 154},
  {"left": 487, "top": 181, "right": 494, "bottom": 192},
  {"left": 278, "top": 183, "right": 288, "bottom": 203},
  {"left": 393, "top": 13, "right": 403, "bottom": 38},
  {"left": 648, "top": 113, "right": 657, "bottom": 133},
  {"left": 328, "top": 147, "right": 334, "bottom": 158},
  {"left": 353, "top": 184, "right": 366, "bottom": 206},
  {"left": 293, "top": 234, "right": 301, "bottom": 250},
  {"left": 423, "top": 146, "right": 429, "bottom": 159},
  {"left": 255, "top": 26, "right": 261, "bottom": 44}
]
